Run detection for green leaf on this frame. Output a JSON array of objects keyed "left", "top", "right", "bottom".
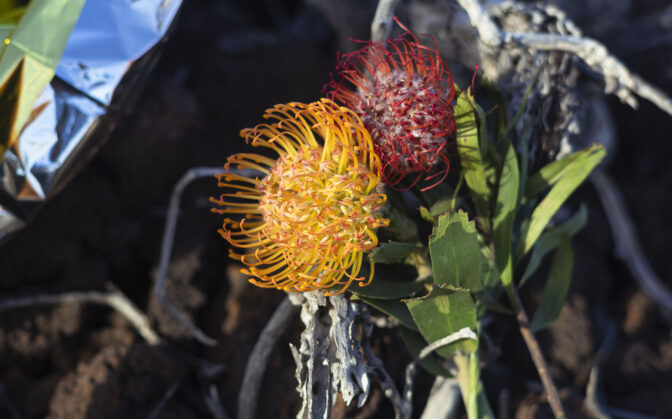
[
  {"left": 493, "top": 139, "right": 519, "bottom": 288},
  {"left": 479, "top": 247, "right": 500, "bottom": 290},
  {"left": 420, "top": 181, "right": 454, "bottom": 209},
  {"left": 0, "top": 0, "right": 86, "bottom": 154},
  {"left": 350, "top": 277, "right": 426, "bottom": 299},
  {"left": 530, "top": 235, "right": 574, "bottom": 331},
  {"left": 504, "top": 65, "right": 544, "bottom": 137},
  {"left": 398, "top": 326, "right": 452, "bottom": 377},
  {"left": 383, "top": 187, "right": 419, "bottom": 242},
  {"left": 386, "top": 207, "right": 419, "bottom": 242},
  {"left": 525, "top": 147, "right": 591, "bottom": 199},
  {"left": 349, "top": 259, "right": 427, "bottom": 299},
  {"left": 369, "top": 242, "right": 422, "bottom": 265},
  {"left": 352, "top": 295, "right": 418, "bottom": 330},
  {"left": 419, "top": 206, "right": 436, "bottom": 225},
  {"left": 520, "top": 205, "right": 587, "bottom": 285},
  {"left": 405, "top": 287, "right": 478, "bottom": 358},
  {"left": 430, "top": 197, "right": 453, "bottom": 217},
  {"left": 429, "top": 211, "right": 483, "bottom": 291},
  {"left": 480, "top": 76, "right": 508, "bottom": 141},
  {"left": 476, "top": 255, "right": 512, "bottom": 316},
  {"left": 518, "top": 128, "right": 531, "bottom": 203},
  {"left": 455, "top": 90, "right": 492, "bottom": 230},
  {"left": 515, "top": 145, "right": 605, "bottom": 261}
]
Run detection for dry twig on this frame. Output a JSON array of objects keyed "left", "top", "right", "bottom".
[
  {"left": 0, "top": 290, "right": 160, "bottom": 345},
  {"left": 154, "top": 166, "right": 257, "bottom": 346},
  {"left": 237, "top": 296, "right": 298, "bottom": 419},
  {"left": 147, "top": 382, "right": 181, "bottom": 419},
  {"left": 584, "top": 321, "right": 617, "bottom": 419},
  {"left": 154, "top": 167, "right": 223, "bottom": 346},
  {"left": 361, "top": 309, "right": 415, "bottom": 419},
  {"left": 371, "top": 0, "right": 401, "bottom": 42},
  {"left": 203, "top": 383, "right": 230, "bottom": 419},
  {"left": 456, "top": 0, "right": 672, "bottom": 117},
  {"left": 591, "top": 169, "right": 672, "bottom": 316},
  {"left": 419, "top": 377, "right": 461, "bottom": 419},
  {"left": 509, "top": 287, "right": 566, "bottom": 418}
]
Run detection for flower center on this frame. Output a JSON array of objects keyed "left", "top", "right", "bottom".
[
  {"left": 356, "top": 69, "right": 449, "bottom": 172},
  {"left": 258, "top": 147, "right": 383, "bottom": 260}
]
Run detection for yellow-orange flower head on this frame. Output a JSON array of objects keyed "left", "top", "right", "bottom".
[{"left": 211, "top": 99, "right": 389, "bottom": 294}]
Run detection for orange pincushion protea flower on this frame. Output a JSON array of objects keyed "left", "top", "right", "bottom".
[
  {"left": 326, "top": 19, "right": 455, "bottom": 190},
  {"left": 210, "top": 99, "right": 389, "bottom": 294}
]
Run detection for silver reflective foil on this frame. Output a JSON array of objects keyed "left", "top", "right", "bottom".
[{"left": 0, "top": 0, "right": 183, "bottom": 241}]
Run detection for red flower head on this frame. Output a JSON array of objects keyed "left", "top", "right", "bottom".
[{"left": 326, "top": 18, "right": 456, "bottom": 191}]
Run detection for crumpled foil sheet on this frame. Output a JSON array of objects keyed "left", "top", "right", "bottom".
[{"left": 0, "top": 0, "right": 183, "bottom": 241}]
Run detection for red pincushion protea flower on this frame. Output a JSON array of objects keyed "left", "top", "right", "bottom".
[{"left": 326, "top": 19, "right": 455, "bottom": 190}]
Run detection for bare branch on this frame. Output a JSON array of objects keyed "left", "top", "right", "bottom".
[
  {"left": 238, "top": 296, "right": 298, "bottom": 419},
  {"left": 402, "top": 362, "right": 417, "bottom": 412},
  {"left": 147, "top": 382, "right": 181, "bottom": 419},
  {"left": 585, "top": 321, "right": 617, "bottom": 419},
  {"left": 0, "top": 290, "right": 160, "bottom": 345},
  {"left": 154, "top": 167, "right": 257, "bottom": 346},
  {"left": 503, "top": 32, "right": 672, "bottom": 115},
  {"left": 371, "top": 0, "right": 401, "bottom": 42},
  {"left": 591, "top": 169, "right": 672, "bottom": 316},
  {"left": 508, "top": 287, "right": 566, "bottom": 419},
  {"left": 204, "top": 383, "right": 230, "bottom": 419},
  {"left": 361, "top": 310, "right": 413, "bottom": 419},
  {"left": 455, "top": 0, "right": 501, "bottom": 47},
  {"left": 456, "top": 0, "right": 672, "bottom": 117},
  {"left": 419, "top": 377, "right": 461, "bottom": 419}
]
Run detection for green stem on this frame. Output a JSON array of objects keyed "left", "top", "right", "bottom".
[
  {"left": 454, "top": 354, "right": 472, "bottom": 412},
  {"left": 454, "top": 352, "right": 496, "bottom": 419},
  {"left": 451, "top": 173, "right": 465, "bottom": 212}
]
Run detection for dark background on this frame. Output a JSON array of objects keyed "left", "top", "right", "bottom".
[{"left": 0, "top": 0, "right": 671, "bottom": 417}]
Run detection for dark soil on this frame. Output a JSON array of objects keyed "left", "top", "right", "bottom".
[{"left": 1, "top": 0, "right": 671, "bottom": 418}]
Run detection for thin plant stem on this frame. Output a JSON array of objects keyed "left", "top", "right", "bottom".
[
  {"left": 238, "top": 296, "right": 298, "bottom": 419},
  {"left": 451, "top": 173, "right": 464, "bottom": 212},
  {"left": 506, "top": 285, "right": 566, "bottom": 419}
]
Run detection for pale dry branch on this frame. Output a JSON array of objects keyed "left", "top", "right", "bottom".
[
  {"left": 361, "top": 309, "right": 414, "bottom": 419},
  {"left": 154, "top": 166, "right": 257, "bottom": 346},
  {"left": 591, "top": 169, "right": 672, "bottom": 316},
  {"left": 371, "top": 0, "right": 401, "bottom": 42},
  {"left": 419, "top": 377, "right": 461, "bottom": 419},
  {"left": 455, "top": 0, "right": 501, "bottom": 47},
  {"left": 237, "top": 296, "right": 297, "bottom": 419},
  {"left": 0, "top": 290, "right": 160, "bottom": 345},
  {"left": 456, "top": 0, "right": 672, "bottom": 117},
  {"left": 402, "top": 362, "right": 418, "bottom": 413},
  {"left": 585, "top": 321, "right": 617, "bottom": 419},
  {"left": 502, "top": 33, "right": 672, "bottom": 115},
  {"left": 204, "top": 383, "right": 230, "bottom": 419},
  {"left": 147, "top": 382, "right": 181, "bottom": 419}
]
